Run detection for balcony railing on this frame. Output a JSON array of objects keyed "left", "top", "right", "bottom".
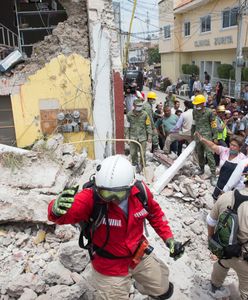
[{"left": 0, "top": 23, "right": 19, "bottom": 49}]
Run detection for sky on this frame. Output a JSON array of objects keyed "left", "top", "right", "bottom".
[{"left": 115, "top": 0, "right": 160, "bottom": 42}]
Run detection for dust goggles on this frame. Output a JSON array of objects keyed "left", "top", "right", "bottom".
[{"left": 97, "top": 187, "right": 131, "bottom": 202}]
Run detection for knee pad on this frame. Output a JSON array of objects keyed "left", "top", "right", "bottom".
[{"left": 150, "top": 282, "right": 174, "bottom": 300}]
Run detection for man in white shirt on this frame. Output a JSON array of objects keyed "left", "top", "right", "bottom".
[
  {"left": 193, "top": 76, "right": 202, "bottom": 93},
  {"left": 164, "top": 100, "right": 193, "bottom": 154}
]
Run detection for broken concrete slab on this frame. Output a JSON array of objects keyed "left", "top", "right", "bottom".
[{"left": 153, "top": 141, "right": 196, "bottom": 194}]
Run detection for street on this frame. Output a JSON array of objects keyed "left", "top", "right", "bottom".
[{"left": 143, "top": 86, "right": 187, "bottom": 109}]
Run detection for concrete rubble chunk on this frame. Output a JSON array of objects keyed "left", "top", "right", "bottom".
[
  {"left": 6, "top": 273, "right": 46, "bottom": 297},
  {"left": 37, "top": 284, "right": 84, "bottom": 300},
  {"left": 174, "top": 192, "right": 184, "bottom": 199},
  {"left": 185, "top": 184, "right": 198, "bottom": 199},
  {"left": 182, "top": 196, "right": 195, "bottom": 202},
  {"left": 18, "top": 288, "right": 37, "bottom": 300},
  {"left": 190, "top": 222, "right": 203, "bottom": 235},
  {"left": 43, "top": 261, "right": 74, "bottom": 285},
  {"left": 183, "top": 217, "right": 196, "bottom": 226},
  {"left": 58, "top": 240, "right": 89, "bottom": 272},
  {"left": 153, "top": 141, "right": 196, "bottom": 193}
]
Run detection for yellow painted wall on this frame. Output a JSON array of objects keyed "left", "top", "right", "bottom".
[
  {"left": 11, "top": 54, "right": 95, "bottom": 158},
  {"left": 161, "top": 52, "right": 192, "bottom": 81},
  {"left": 192, "top": 49, "right": 235, "bottom": 66}
]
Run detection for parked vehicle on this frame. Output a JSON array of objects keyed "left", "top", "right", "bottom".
[{"left": 124, "top": 70, "right": 144, "bottom": 92}]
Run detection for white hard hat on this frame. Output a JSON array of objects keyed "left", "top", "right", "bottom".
[{"left": 95, "top": 155, "right": 135, "bottom": 189}]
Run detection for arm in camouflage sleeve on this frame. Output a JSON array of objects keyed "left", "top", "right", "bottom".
[
  {"left": 210, "top": 111, "right": 218, "bottom": 140},
  {"left": 145, "top": 113, "right": 153, "bottom": 137},
  {"left": 191, "top": 110, "right": 196, "bottom": 137},
  {"left": 126, "top": 113, "right": 131, "bottom": 140}
]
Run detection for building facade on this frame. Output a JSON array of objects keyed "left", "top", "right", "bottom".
[{"left": 159, "top": 0, "right": 248, "bottom": 82}]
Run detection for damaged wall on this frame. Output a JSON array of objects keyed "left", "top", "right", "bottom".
[
  {"left": 88, "top": 0, "right": 124, "bottom": 159},
  {"left": 11, "top": 53, "right": 94, "bottom": 157},
  {"left": 25, "top": 0, "right": 90, "bottom": 73},
  {"left": 0, "top": 0, "right": 124, "bottom": 160}
]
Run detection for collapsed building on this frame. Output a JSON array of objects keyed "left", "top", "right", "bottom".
[{"left": 0, "top": 0, "right": 124, "bottom": 160}]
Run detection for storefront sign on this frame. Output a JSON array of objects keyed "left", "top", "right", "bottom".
[
  {"left": 214, "top": 36, "right": 233, "bottom": 45},
  {"left": 194, "top": 39, "right": 210, "bottom": 47}
]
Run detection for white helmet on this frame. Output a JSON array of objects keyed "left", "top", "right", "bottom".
[{"left": 95, "top": 155, "right": 135, "bottom": 189}]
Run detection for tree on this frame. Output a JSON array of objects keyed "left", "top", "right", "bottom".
[
  {"left": 217, "top": 64, "right": 234, "bottom": 79},
  {"left": 147, "top": 47, "right": 161, "bottom": 65}
]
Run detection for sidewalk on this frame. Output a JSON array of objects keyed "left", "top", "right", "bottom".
[{"left": 143, "top": 86, "right": 190, "bottom": 106}]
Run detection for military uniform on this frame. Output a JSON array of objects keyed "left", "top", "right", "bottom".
[
  {"left": 192, "top": 107, "right": 217, "bottom": 175},
  {"left": 126, "top": 109, "right": 152, "bottom": 167},
  {"left": 207, "top": 189, "right": 248, "bottom": 300},
  {"left": 143, "top": 101, "right": 159, "bottom": 151}
]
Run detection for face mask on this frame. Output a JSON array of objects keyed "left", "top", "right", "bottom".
[
  {"left": 196, "top": 106, "right": 202, "bottom": 111},
  {"left": 233, "top": 117, "right": 239, "bottom": 121},
  {"left": 135, "top": 106, "right": 143, "bottom": 112},
  {"left": 229, "top": 149, "right": 239, "bottom": 156}
]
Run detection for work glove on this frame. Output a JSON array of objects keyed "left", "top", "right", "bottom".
[
  {"left": 52, "top": 185, "right": 79, "bottom": 217},
  {"left": 166, "top": 238, "right": 185, "bottom": 260}
]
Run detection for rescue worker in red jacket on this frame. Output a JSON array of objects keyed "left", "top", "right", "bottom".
[{"left": 48, "top": 155, "right": 185, "bottom": 300}]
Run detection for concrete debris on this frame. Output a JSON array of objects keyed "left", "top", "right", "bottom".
[
  {"left": 0, "top": 138, "right": 240, "bottom": 300},
  {"left": 153, "top": 141, "right": 196, "bottom": 193}
]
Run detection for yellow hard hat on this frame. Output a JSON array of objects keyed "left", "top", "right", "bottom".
[
  {"left": 147, "top": 91, "right": 157, "bottom": 100},
  {"left": 192, "top": 94, "right": 206, "bottom": 105}
]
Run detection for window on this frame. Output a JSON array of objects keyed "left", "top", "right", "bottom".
[
  {"left": 201, "top": 15, "right": 211, "bottom": 33},
  {"left": 222, "top": 7, "right": 238, "bottom": 28},
  {"left": 163, "top": 25, "right": 171, "bottom": 39},
  {"left": 184, "top": 22, "right": 190, "bottom": 36}
]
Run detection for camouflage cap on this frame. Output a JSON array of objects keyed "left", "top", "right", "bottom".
[{"left": 133, "top": 98, "right": 143, "bottom": 106}]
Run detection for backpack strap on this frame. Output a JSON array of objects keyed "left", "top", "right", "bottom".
[
  {"left": 134, "top": 180, "right": 149, "bottom": 237},
  {"left": 233, "top": 189, "right": 248, "bottom": 213},
  {"left": 78, "top": 187, "right": 107, "bottom": 251},
  {"left": 134, "top": 180, "right": 148, "bottom": 211}
]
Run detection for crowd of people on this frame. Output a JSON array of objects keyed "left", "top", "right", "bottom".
[{"left": 124, "top": 73, "right": 248, "bottom": 187}]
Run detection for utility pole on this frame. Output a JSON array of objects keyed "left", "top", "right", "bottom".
[
  {"left": 235, "top": 0, "right": 245, "bottom": 99},
  {"left": 123, "top": 0, "right": 137, "bottom": 69}
]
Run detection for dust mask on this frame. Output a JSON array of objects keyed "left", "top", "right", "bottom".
[
  {"left": 229, "top": 149, "right": 239, "bottom": 156},
  {"left": 135, "top": 106, "right": 143, "bottom": 112}
]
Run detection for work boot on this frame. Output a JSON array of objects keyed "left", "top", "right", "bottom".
[
  {"left": 208, "top": 283, "right": 230, "bottom": 299},
  {"left": 194, "top": 167, "right": 204, "bottom": 176},
  {"left": 210, "top": 176, "right": 218, "bottom": 187},
  {"left": 151, "top": 144, "right": 159, "bottom": 153},
  {"left": 148, "top": 282, "right": 174, "bottom": 299}
]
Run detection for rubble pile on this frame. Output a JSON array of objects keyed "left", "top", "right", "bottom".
[
  {"left": 20, "top": 0, "right": 89, "bottom": 75},
  {"left": 0, "top": 140, "right": 240, "bottom": 299}
]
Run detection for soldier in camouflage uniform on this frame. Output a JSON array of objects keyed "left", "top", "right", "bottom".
[
  {"left": 192, "top": 94, "right": 218, "bottom": 186},
  {"left": 126, "top": 99, "right": 152, "bottom": 171},
  {"left": 143, "top": 91, "right": 159, "bottom": 152}
]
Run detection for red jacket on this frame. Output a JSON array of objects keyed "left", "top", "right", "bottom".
[{"left": 48, "top": 183, "right": 173, "bottom": 276}]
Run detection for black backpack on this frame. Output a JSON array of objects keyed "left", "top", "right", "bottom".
[{"left": 78, "top": 178, "right": 148, "bottom": 260}]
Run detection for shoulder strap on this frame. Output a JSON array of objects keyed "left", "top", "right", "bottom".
[
  {"left": 233, "top": 189, "right": 248, "bottom": 212},
  {"left": 134, "top": 180, "right": 148, "bottom": 211}
]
